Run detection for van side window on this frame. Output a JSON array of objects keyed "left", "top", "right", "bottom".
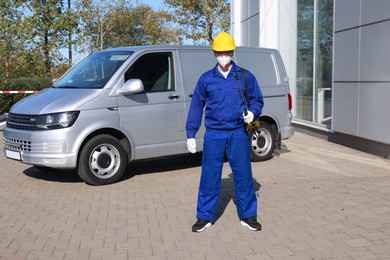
[{"left": 125, "top": 53, "right": 174, "bottom": 92}]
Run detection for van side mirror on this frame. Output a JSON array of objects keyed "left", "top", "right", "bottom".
[{"left": 119, "top": 79, "right": 144, "bottom": 95}]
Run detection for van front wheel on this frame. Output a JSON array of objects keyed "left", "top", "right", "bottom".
[
  {"left": 78, "top": 134, "right": 127, "bottom": 185},
  {"left": 248, "top": 121, "right": 276, "bottom": 162}
]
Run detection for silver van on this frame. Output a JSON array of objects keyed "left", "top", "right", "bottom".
[{"left": 3, "top": 46, "right": 293, "bottom": 185}]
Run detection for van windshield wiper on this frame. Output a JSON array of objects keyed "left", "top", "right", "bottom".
[
  {"left": 54, "top": 85, "right": 104, "bottom": 89},
  {"left": 54, "top": 85, "right": 80, "bottom": 89}
]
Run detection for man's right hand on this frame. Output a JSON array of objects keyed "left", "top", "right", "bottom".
[{"left": 186, "top": 138, "right": 196, "bottom": 153}]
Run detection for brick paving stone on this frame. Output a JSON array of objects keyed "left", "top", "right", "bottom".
[
  {"left": 362, "top": 231, "right": 389, "bottom": 241},
  {"left": 345, "top": 238, "right": 373, "bottom": 247},
  {"left": 245, "top": 255, "right": 273, "bottom": 260},
  {"left": 141, "top": 256, "right": 168, "bottom": 260},
  {"left": 347, "top": 250, "right": 378, "bottom": 259},
  {"left": 265, "top": 245, "right": 294, "bottom": 257},
  {"left": 1, "top": 130, "right": 390, "bottom": 259},
  {"left": 368, "top": 243, "right": 390, "bottom": 254},
  {"left": 166, "top": 249, "right": 192, "bottom": 259}
]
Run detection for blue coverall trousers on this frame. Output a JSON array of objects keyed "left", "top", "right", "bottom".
[{"left": 196, "top": 128, "right": 257, "bottom": 222}]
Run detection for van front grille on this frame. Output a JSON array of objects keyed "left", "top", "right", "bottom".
[
  {"left": 6, "top": 113, "right": 39, "bottom": 130},
  {"left": 3, "top": 137, "right": 32, "bottom": 151}
]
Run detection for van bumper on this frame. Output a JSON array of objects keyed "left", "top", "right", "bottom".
[
  {"left": 17, "top": 152, "right": 77, "bottom": 168},
  {"left": 280, "top": 125, "right": 294, "bottom": 140},
  {"left": 3, "top": 127, "right": 78, "bottom": 169}
]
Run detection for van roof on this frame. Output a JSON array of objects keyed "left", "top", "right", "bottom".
[{"left": 100, "top": 45, "right": 276, "bottom": 53}]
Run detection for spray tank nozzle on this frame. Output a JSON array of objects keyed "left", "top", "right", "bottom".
[{"left": 235, "top": 73, "right": 248, "bottom": 116}]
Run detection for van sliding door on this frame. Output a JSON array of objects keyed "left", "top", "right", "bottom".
[{"left": 117, "top": 52, "right": 186, "bottom": 159}]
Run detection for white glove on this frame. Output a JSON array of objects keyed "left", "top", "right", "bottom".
[
  {"left": 243, "top": 110, "right": 254, "bottom": 123},
  {"left": 186, "top": 138, "right": 196, "bottom": 153}
]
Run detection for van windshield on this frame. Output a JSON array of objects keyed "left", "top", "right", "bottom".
[{"left": 54, "top": 51, "right": 133, "bottom": 89}]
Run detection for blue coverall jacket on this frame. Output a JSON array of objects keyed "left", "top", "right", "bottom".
[{"left": 186, "top": 62, "right": 264, "bottom": 137}]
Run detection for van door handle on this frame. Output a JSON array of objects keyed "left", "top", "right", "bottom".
[
  {"left": 189, "top": 93, "right": 193, "bottom": 98},
  {"left": 168, "top": 94, "right": 180, "bottom": 100}
]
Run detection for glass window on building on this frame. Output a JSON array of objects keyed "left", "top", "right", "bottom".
[{"left": 296, "top": 0, "right": 333, "bottom": 128}]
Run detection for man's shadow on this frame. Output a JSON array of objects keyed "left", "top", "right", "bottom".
[{"left": 214, "top": 173, "right": 261, "bottom": 222}]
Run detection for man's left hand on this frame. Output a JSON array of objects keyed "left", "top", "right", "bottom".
[{"left": 243, "top": 110, "right": 254, "bottom": 123}]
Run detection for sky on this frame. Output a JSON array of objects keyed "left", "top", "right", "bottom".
[
  {"left": 65, "top": 1, "right": 165, "bottom": 63},
  {"left": 66, "top": 0, "right": 231, "bottom": 62},
  {"left": 137, "top": 0, "right": 164, "bottom": 10},
  {"left": 137, "top": 0, "right": 231, "bottom": 10}
]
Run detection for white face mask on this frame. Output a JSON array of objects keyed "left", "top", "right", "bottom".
[{"left": 216, "top": 55, "right": 232, "bottom": 69}]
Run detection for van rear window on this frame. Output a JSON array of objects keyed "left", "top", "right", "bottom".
[{"left": 235, "top": 52, "right": 280, "bottom": 86}]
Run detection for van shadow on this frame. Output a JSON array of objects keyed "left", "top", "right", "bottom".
[
  {"left": 23, "top": 153, "right": 204, "bottom": 183},
  {"left": 214, "top": 173, "right": 261, "bottom": 222},
  {"left": 123, "top": 152, "right": 203, "bottom": 178},
  {"left": 23, "top": 167, "right": 82, "bottom": 183}
]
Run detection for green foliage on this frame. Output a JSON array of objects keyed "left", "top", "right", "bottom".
[
  {"left": 74, "top": 1, "right": 183, "bottom": 53},
  {"left": 104, "top": 4, "right": 182, "bottom": 47},
  {"left": 0, "top": 0, "right": 24, "bottom": 78},
  {"left": 0, "top": 0, "right": 230, "bottom": 82},
  {"left": 164, "top": 0, "right": 231, "bottom": 44},
  {"left": 0, "top": 78, "right": 52, "bottom": 114},
  {"left": 24, "top": 0, "right": 70, "bottom": 77}
]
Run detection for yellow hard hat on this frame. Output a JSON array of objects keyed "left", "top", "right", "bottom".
[{"left": 212, "top": 32, "right": 236, "bottom": 52}]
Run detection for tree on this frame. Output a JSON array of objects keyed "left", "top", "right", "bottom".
[
  {"left": 24, "top": 0, "right": 69, "bottom": 77},
  {"left": 65, "top": 0, "right": 78, "bottom": 66},
  {"left": 104, "top": 3, "right": 182, "bottom": 47},
  {"left": 73, "top": 0, "right": 181, "bottom": 56},
  {"left": 1, "top": 0, "right": 230, "bottom": 79},
  {"left": 164, "top": 0, "right": 230, "bottom": 44},
  {"left": 0, "top": 0, "right": 24, "bottom": 77}
]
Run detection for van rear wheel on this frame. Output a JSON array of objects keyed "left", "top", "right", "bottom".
[
  {"left": 249, "top": 121, "right": 276, "bottom": 162},
  {"left": 78, "top": 134, "right": 127, "bottom": 185}
]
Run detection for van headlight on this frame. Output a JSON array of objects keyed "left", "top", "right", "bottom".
[{"left": 36, "top": 111, "right": 80, "bottom": 130}]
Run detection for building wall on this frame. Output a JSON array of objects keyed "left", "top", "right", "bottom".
[
  {"left": 232, "top": 0, "right": 297, "bottom": 117},
  {"left": 232, "top": 0, "right": 390, "bottom": 157},
  {"left": 333, "top": 0, "right": 390, "bottom": 145},
  {"left": 231, "top": 0, "right": 261, "bottom": 47}
]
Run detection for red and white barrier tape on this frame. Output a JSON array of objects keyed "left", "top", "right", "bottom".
[{"left": 0, "top": 90, "right": 39, "bottom": 94}]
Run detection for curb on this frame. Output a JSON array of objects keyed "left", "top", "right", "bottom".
[{"left": 0, "top": 114, "right": 6, "bottom": 126}]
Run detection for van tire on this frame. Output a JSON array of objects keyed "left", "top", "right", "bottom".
[
  {"left": 78, "top": 134, "right": 127, "bottom": 185},
  {"left": 249, "top": 121, "right": 275, "bottom": 162}
]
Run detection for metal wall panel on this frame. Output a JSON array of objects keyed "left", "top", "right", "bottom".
[
  {"left": 334, "top": 0, "right": 360, "bottom": 31},
  {"left": 333, "top": 1, "right": 390, "bottom": 145},
  {"left": 237, "top": 0, "right": 260, "bottom": 48},
  {"left": 333, "top": 83, "right": 359, "bottom": 136},
  {"left": 360, "top": 21, "right": 390, "bottom": 81},
  {"left": 240, "top": 1, "right": 249, "bottom": 20},
  {"left": 359, "top": 83, "right": 390, "bottom": 144},
  {"left": 361, "top": 0, "right": 390, "bottom": 25},
  {"left": 333, "top": 29, "right": 360, "bottom": 81},
  {"left": 240, "top": 19, "right": 249, "bottom": 46},
  {"left": 249, "top": 14, "right": 260, "bottom": 47},
  {"left": 249, "top": 0, "right": 260, "bottom": 17},
  {"left": 239, "top": 0, "right": 259, "bottom": 19}
]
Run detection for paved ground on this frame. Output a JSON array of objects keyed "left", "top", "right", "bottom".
[{"left": 0, "top": 127, "right": 389, "bottom": 260}]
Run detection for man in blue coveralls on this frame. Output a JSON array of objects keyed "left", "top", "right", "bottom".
[{"left": 186, "top": 32, "right": 264, "bottom": 232}]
